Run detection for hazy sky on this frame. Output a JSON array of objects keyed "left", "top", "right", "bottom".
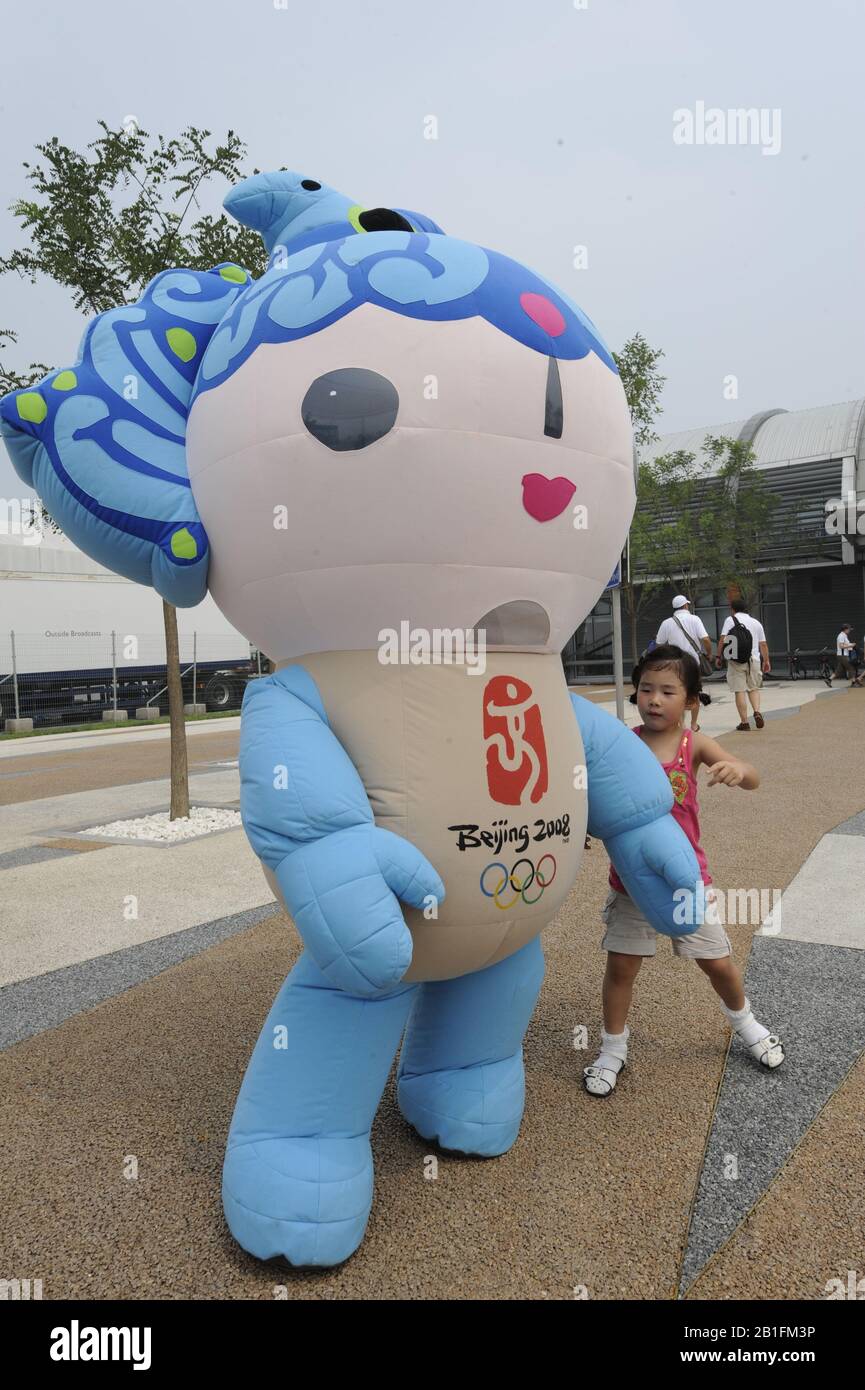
[{"left": 1, "top": 0, "right": 863, "bottom": 500}]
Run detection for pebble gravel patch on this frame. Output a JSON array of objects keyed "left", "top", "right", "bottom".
[{"left": 83, "top": 806, "right": 242, "bottom": 843}]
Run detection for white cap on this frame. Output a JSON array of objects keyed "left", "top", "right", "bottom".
[{"left": 672, "top": 594, "right": 690, "bottom": 610}]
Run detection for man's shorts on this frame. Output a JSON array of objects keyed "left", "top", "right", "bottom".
[
  {"left": 601, "top": 887, "right": 733, "bottom": 959},
  {"left": 726, "top": 658, "right": 762, "bottom": 692}
]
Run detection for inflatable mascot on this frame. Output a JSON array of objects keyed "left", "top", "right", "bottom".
[{"left": 0, "top": 170, "right": 703, "bottom": 1268}]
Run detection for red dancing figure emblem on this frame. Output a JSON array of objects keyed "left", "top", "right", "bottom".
[{"left": 483, "top": 675, "right": 549, "bottom": 806}]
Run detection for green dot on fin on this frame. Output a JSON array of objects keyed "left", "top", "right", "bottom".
[
  {"left": 166, "top": 327, "right": 197, "bottom": 362},
  {"left": 16, "top": 392, "right": 47, "bottom": 424},
  {"left": 219, "top": 264, "right": 246, "bottom": 283},
  {"left": 52, "top": 370, "right": 77, "bottom": 391},
  {"left": 170, "top": 527, "right": 198, "bottom": 560}
]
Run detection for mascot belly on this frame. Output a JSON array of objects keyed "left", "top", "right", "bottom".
[{"left": 263, "top": 652, "right": 587, "bottom": 979}]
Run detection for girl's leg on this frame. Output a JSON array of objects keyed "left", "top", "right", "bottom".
[
  {"left": 223, "top": 950, "right": 417, "bottom": 1267},
  {"left": 603, "top": 950, "right": 643, "bottom": 1033},
  {"left": 396, "top": 936, "right": 545, "bottom": 1157},
  {"left": 585, "top": 951, "right": 643, "bottom": 1096},
  {"left": 696, "top": 954, "right": 745, "bottom": 1010},
  {"left": 696, "top": 956, "right": 784, "bottom": 1068}
]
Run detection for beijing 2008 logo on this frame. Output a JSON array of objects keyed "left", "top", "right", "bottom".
[
  {"left": 483, "top": 675, "right": 549, "bottom": 806},
  {"left": 480, "top": 855, "right": 557, "bottom": 909}
]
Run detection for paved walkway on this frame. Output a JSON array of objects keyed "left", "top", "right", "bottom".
[{"left": 0, "top": 681, "right": 863, "bottom": 1298}]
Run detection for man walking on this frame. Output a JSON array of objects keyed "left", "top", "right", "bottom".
[
  {"left": 831, "top": 624, "right": 864, "bottom": 687},
  {"left": 716, "top": 598, "right": 769, "bottom": 730},
  {"left": 655, "top": 595, "right": 712, "bottom": 731}
]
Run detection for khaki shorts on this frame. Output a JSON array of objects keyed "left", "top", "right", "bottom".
[
  {"left": 726, "top": 659, "right": 762, "bottom": 692},
  {"left": 601, "top": 888, "right": 733, "bottom": 959}
]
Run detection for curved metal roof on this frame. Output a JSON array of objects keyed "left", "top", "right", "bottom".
[
  {"left": 750, "top": 400, "right": 865, "bottom": 468},
  {"left": 644, "top": 398, "right": 865, "bottom": 475},
  {"left": 648, "top": 400, "right": 865, "bottom": 480}
]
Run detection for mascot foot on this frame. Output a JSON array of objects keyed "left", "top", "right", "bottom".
[
  {"left": 397, "top": 1051, "right": 525, "bottom": 1157},
  {"left": 222, "top": 1134, "right": 373, "bottom": 1267}
]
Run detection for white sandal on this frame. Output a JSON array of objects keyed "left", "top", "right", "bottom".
[
  {"left": 583, "top": 1058, "right": 625, "bottom": 1097},
  {"left": 748, "top": 1033, "right": 785, "bottom": 1069}
]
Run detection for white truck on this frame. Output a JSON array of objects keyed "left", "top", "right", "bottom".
[{"left": 0, "top": 535, "right": 260, "bottom": 726}]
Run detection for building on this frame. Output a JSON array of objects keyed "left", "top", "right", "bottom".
[{"left": 564, "top": 399, "right": 865, "bottom": 681}]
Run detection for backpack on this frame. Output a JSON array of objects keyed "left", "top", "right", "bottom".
[{"left": 727, "top": 616, "right": 753, "bottom": 663}]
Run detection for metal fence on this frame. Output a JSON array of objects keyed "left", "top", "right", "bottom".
[{"left": 0, "top": 630, "right": 263, "bottom": 731}]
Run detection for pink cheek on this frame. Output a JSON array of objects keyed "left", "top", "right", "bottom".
[{"left": 519, "top": 292, "right": 566, "bottom": 337}]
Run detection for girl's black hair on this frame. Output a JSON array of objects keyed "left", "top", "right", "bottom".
[{"left": 628, "top": 643, "right": 712, "bottom": 707}]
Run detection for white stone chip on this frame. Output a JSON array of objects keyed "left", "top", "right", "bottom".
[{"left": 83, "top": 807, "right": 242, "bottom": 843}]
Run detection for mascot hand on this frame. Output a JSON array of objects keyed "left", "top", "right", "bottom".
[
  {"left": 635, "top": 815, "right": 700, "bottom": 892},
  {"left": 275, "top": 823, "right": 445, "bottom": 995},
  {"left": 608, "top": 815, "right": 704, "bottom": 936}
]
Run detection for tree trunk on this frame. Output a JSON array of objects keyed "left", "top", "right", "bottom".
[
  {"left": 162, "top": 599, "right": 190, "bottom": 820},
  {"left": 621, "top": 582, "right": 640, "bottom": 666}
]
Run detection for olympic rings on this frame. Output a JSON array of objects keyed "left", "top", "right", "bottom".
[{"left": 479, "top": 854, "right": 557, "bottom": 910}]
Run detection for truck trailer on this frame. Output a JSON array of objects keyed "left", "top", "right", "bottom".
[{"left": 0, "top": 536, "right": 259, "bottom": 728}]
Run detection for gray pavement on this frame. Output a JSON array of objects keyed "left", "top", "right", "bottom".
[{"left": 0, "top": 678, "right": 862, "bottom": 1298}]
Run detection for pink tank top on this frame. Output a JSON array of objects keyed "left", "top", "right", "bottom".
[{"left": 608, "top": 726, "right": 712, "bottom": 893}]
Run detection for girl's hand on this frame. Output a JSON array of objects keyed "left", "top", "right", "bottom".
[{"left": 706, "top": 760, "right": 745, "bottom": 788}]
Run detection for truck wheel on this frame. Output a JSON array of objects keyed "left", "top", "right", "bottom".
[{"left": 203, "top": 676, "right": 242, "bottom": 712}]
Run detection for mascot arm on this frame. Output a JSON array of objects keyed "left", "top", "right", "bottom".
[
  {"left": 570, "top": 695, "right": 703, "bottom": 936},
  {"left": 241, "top": 667, "right": 445, "bottom": 995}
]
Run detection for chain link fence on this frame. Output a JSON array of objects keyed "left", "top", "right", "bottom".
[{"left": 0, "top": 630, "right": 263, "bottom": 731}]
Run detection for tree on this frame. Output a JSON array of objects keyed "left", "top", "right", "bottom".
[
  {"left": 631, "top": 435, "right": 777, "bottom": 608},
  {"left": 1, "top": 121, "right": 267, "bottom": 815},
  {"left": 701, "top": 434, "right": 778, "bottom": 604},
  {"left": 613, "top": 331, "right": 667, "bottom": 453},
  {"left": 0, "top": 329, "right": 49, "bottom": 397},
  {"left": 612, "top": 332, "right": 667, "bottom": 661}
]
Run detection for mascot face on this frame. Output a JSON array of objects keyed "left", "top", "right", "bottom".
[
  {"left": 186, "top": 230, "right": 635, "bottom": 661},
  {"left": 0, "top": 175, "right": 634, "bottom": 661}
]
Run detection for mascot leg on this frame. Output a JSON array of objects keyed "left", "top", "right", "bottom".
[
  {"left": 396, "top": 936, "right": 545, "bottom": 1157},
  {"left": 223, "top": 951, "right": 416, "bottom": 1267}
]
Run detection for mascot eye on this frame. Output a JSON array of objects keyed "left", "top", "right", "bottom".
[
  {"left": 301, "top": 178, "right": 321, "bottom": 190},
  {"left": 301, "top": 369, "right": 399, "bottom": 452},
  {"left": 357, "top": 207, "right": 414, "bottom": 232}
]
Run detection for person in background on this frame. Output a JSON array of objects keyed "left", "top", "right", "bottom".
[
  {"left": 715, "top": 598, "right": 769, "bottom": 731},
  {"left": 831, "top": 624, "right": 864, "bottom": 687},
  {"left": 655, "top": 595, "right": 712, "bottom": 732}
]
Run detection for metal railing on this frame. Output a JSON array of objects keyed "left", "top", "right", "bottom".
[{"left": 0, "top": 630, "right": 260, "bottom": 731}]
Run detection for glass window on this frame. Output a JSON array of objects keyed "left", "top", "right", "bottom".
[
  {"left": 760, "top": 581, "right": 785, "bottom": 603},
  {"left": 695, "top": 606, "right": 717, "bottom": 638},
  {"left": 761, "top": 606, "right": 787, "bottom": 654}
]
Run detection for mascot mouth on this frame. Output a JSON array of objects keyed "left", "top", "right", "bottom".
[
  {"left": 521, "top": 473, "right": 576, "bottom": 522},
  {"left": 473, "top": 600, "right": 551, "bottom": 646}
]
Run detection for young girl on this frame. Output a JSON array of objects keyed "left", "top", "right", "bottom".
[{"left": 583, "top": 644, "right": 785, "bottom": 1097}]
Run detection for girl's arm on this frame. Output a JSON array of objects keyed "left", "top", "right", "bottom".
[{"left": 692, "top": 731, "right": 760, "bottom": 790}]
